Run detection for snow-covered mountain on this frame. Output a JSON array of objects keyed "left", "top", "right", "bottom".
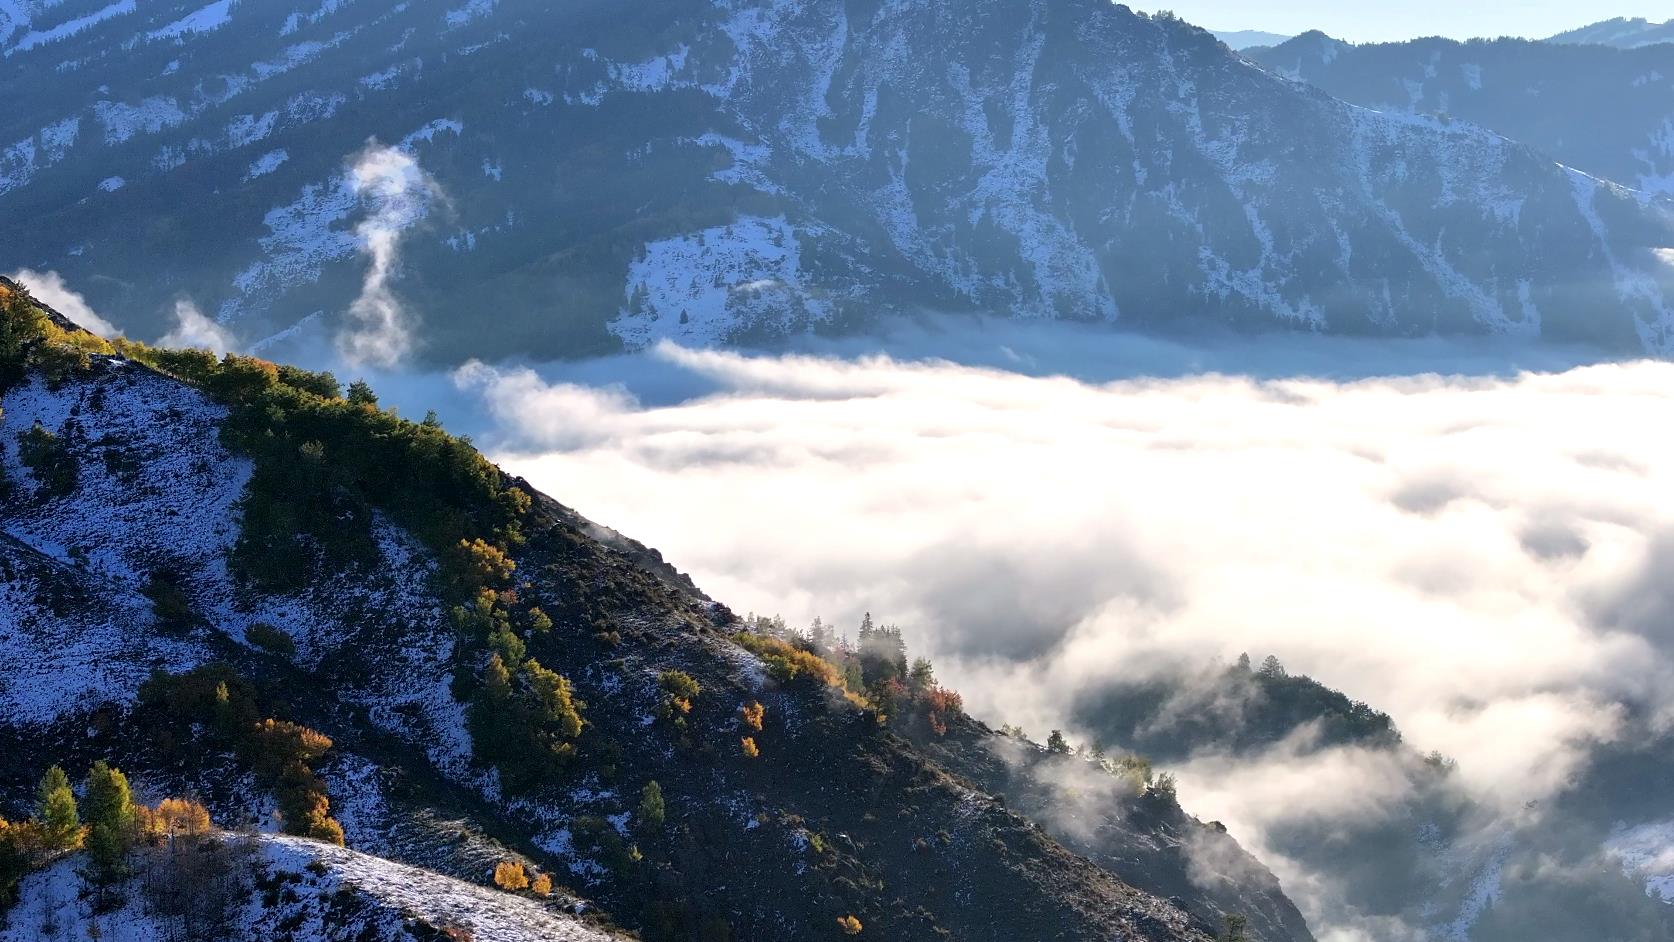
[
  {"left": 1547, "top": 17, "right": 1674, "bottom": 50},
  {"left": 1249, "top": 33, "right": 1674, "bottom": 200},
  {"left": 2, "top": 0, "right": 1672, "bottom": 360}
]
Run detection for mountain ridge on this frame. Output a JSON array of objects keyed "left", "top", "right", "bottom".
[
  {"left": 3, "top": 0, "right": 1672, "bottom": 361},
  {"left": 0, "top": 276, "right": 1301, "bottom": 940}
]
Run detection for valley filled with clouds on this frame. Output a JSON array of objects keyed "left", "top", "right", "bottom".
[{"left": 456, "top": 335, "right": 1674, "bottom": 938}]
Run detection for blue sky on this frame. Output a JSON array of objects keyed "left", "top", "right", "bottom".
[{"left": 1142, "top": 2, "right": 1669, "bottom": 44}]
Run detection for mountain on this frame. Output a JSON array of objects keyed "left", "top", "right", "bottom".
[
  {"left": 1248, "top": 32, "right": 1674, "bottom": 198},
  {"left": 1547, "top": 18, "right": 1674, "bottom": 50},
  {"left": 3, "top": 1, "right": 1673, "bottom": 360},
  {"left": 0, "top": 276, "right": 1312, "bottom": 940},
  {"left": 1213, "top": 29, "right": 1292, "bottom": 51},
  {"left": 1058, "top": 654, "right": 1674, "bottom": 942}
]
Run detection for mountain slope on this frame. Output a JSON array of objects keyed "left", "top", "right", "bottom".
[
  {"left": 1249, "top": 32, "right": 1674, "bottom": 197},
  {"left": 0, "top": 277, "right": 1292, "bottom": 940},
  {"left": 2, "top": 832, "right": 626, "bottom": 942},
  {"left": 1547, "top": 18, "right": 1674, "bottom": 50},
  {"left": 2, "top": 0, "right": 1673, "bottom": 359}
]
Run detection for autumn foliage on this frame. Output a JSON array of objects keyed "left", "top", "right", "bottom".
[{"left": 493, "top": 860, "right": 530, "bottom": 891}]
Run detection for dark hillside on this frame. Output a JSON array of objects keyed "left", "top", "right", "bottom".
[{"left": 0, "top": 276, "right": 1264, "bottom": 941}]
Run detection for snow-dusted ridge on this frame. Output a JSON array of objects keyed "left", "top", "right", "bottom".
[{"left": 0, "top": 833, "right": 624, "bottom": 942}]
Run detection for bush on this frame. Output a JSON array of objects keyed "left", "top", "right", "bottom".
[
  {"left": 732, "top": 634, "right": 851, "bottom": 694},
  {"left": 658, "top": 671, "right": 700, "bottom": 718},
  {"left": 740, "top": 701, "right": 764, "bottom": 732},
  {"left": 492, "top": 860, "right": 529, "bottom": 891},
  {"left": 246, "top": 623, "right": 297, "bottom": 657},
  {"left": 139, "top": 667, "right": 344, "bottom": 845},
  {"left": 143, "top": 572, "right": 195, "bottom": 630},
  {"left": 468, "top": 653, "right": 587, "bottom": 783},
  {"left": 637, "top": 781, "right": 666, "bottom": 833},
  {"left": 0, "top": 818, "right": 48, "bottom": 904},
  {"left": 17, "top": 421, "right": 77, "bottom": 497}
]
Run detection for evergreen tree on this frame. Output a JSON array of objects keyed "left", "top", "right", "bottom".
[
  {"left": 909, "top": 657, "right": 936, "bottom": 691},
  {"left": 346, "top": 379, "right": 378, "bottom": 407},
  {"left": 637, "top": 781, "right": 666, "bottom": 833},
  {"left": 1046, "top": 729, "right": 1071, "bottom": 754},
  {"left": 34, "top": 766, "right": 81, "bottom": 852},
  {"left": 84, "top": 761, "right": 136, "bottom": 878}
]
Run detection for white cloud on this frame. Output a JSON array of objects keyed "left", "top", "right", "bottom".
[
  {"left": 158, "top": 299, "right": 236, "bottom": 354},
  {"left": 7, "top": 268, "right": 122, "bottom": 338},
  {"left": 335, "top": 142, "right": 440, "bottom": 368},
  {"left": 456, "top": 341, "right": 1674, "bottom": 934}
]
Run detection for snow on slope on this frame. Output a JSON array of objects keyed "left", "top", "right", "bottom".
[
  {"left": 0, "top": 362, "right": 237, "bottom": 723},
  {"left": 612, "top": 215, "right": 844, "bottom": 347},
  {"left": 1608, "top": 819, "right": 1674, "bottom": 903},
  {"left": 0, "top": 834, "right": 623, "bottom": 942},
  {"left": 0, "top": 357, "right": 476, "bottom": 784},
  {"left": 5, "top": 0, "right": 133, "bottom": 55},
  {"left": 145, "top": 0, "right": 234, "bottom": 43}
]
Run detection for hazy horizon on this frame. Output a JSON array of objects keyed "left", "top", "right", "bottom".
[{"left": 1150, "top": 2, "right": 1669, "bottom": 44}]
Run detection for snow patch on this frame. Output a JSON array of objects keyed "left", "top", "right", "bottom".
[
  {"left": 6, "top": 0, "right": 134, "bottom": 55},
  {"left": 246, "top": 148, "right": 288, "bottom": 180},
  {"left": 610, "top": 216, "right": 841, "bottom": 348},
  {"left": 146, "top": 0, "right": 233, "bottom": 42}
]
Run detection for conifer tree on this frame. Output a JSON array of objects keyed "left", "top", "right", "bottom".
[
  {"left": 84, "top": 761, "right": 136, "bottom": 878},
  {"left": 346, "top": 379, "right": 378, "bottom": 407},
  {"left": 637, "top": 781, "right": 666, "bottom": 833},
  {"left": 34, "top": 766, "right": 81, "bottom": 852}
]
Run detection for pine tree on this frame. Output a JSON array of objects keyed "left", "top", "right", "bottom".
[
  {"left": 346, "top": 379, "right": 378, "bottom": 407},
  {"left": 908, "top": 657, "right": 936, "bottom": 691},
  {"left": 637, "top": 781, "right": 666, "bottom": 833},
  {"left": 84, "top": 761, "right": 136, "bottom": 878},
  {"left": 1046, "top": 730, "right": 1071, "bottom": 754},
  {"left": 35, "top": 766, "right": 81, "bottom": 852}
]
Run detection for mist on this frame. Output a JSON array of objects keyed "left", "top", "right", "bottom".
[{"left": 449, "top": 332, "right": 1674, "bottom": 938}]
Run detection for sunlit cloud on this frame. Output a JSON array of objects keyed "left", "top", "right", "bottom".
[
  {"left": 158, "top": 299, "right": 237, "bottom": 354},
  {"left": 7, "top": 268, "right": 122, "bottom": 338},
  {"left": 335, "top": 142, "right": 441, "bottom": 368}
]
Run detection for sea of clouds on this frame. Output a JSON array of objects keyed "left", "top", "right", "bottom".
[
  {"left": 14, "top": 251, "right": 1672, "bottom": 937},
  {"left": 449, "top": 330, "right": 1674, "bottom": 939}
]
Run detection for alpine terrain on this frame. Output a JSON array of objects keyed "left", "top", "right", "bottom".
[
  {"left": 0, "top": 277, "right": 1312, "bottom": 939},
  {"left": 1248, "top": 32, "right": 1674, "bottom": 198},
  {"left": 2, "top": 0, "right": 1673, "bottom": 360}
]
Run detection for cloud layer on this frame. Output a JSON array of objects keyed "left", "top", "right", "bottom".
[{"left": 457, "top": 341, "right": 1674, "bottom": 936}]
